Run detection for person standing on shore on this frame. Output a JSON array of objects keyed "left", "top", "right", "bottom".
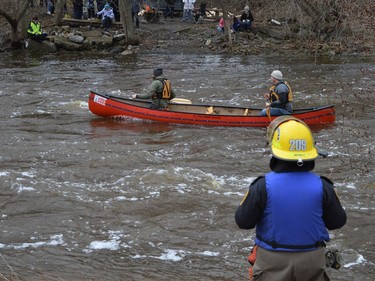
[
  {"left": 182, "top": 0, "right": 195, "bottom": 22},
  {"left": 131, "top": 0, "right": 141, "bottom": 28},
  {"left": 86, "top": 0, "right": 96, "bottom": 19}
]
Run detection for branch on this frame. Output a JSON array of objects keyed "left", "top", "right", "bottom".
[{"left": 15, "top": 0, "right": 33, "bottom": 23}]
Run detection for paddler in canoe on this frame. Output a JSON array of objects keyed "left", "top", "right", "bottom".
[
  {"left": 235, "top": 116, "right": 347, "bottom": 280},
  {"left": 260, "top": 70, "right": 293, "bottom": 117},
  {"left": 131, "top": 68, "right": 177, "bottom": 110}
]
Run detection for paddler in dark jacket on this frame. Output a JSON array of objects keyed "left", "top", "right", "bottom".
[
  {"left": 235, "top": 116, "right": 347, "bottom": 281},
  {"left": 260, "top": 70, "right": 293, "bottom": 116},
  {"left": 132, "top": 68, "right": 176, "bottom": 110}
]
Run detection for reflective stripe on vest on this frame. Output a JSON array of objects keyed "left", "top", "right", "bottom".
[{"left": 28, "top": 22, "right": 42, "bottom": 35}]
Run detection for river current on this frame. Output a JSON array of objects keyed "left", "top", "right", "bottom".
[{"left": 0, "top": 51, "right": 374, "bottom": 280}]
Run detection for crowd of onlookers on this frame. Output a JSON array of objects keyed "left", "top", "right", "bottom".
[{"left": 27, "top": 1, "right": 255, "bottom": 44}]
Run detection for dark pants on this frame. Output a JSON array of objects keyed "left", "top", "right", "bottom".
[
  {"left": 164, "top": 5, "right": 174, "bottom": 19},
  {"left": 102, "top": 16, "right": 112, "bottom": 29},
  {"left": 73, "top": 2, "right": 83, "bottom": 19},
  {"left": 132, "top": 12, "right": 140, "bottom": 28},
  {"left": 30, "top": 33, "right": 48, "bottom": 42},
  {"left": 87, "top": 8, "right": 95, "bottom": 18}
]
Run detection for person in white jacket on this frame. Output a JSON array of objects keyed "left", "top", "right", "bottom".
[
  {"left": 97, "top": 3, "right": 114, "bottom": 31},
  {"left": 182, "top": 0, "right": 195, "bottom": 22}
]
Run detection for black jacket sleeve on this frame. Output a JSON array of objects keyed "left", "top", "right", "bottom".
[
  {"left": 321, "top": 176, "right": 347, "bottom": 230},
  {"left": 235, "top": 176, "right": 267, "bottom": 229}
]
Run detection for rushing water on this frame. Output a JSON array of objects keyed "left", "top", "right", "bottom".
[{"left": 0, "top": 51, "right": 374, "bottom": 281}]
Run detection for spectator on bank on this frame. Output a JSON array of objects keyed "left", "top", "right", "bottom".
[
  {"left": 86, "top": 0, "right": 96, "bottom": 19},
  {"left": 182, "top": 0, "right": 195, "bottom": 22},
  {"left": 240, "top": 5, "right": 254, "bottom": 31},
  {"left": 73, "top": 0, "right": 84, "bottom": 19},
  {"left": 217, "top": 16, "right": 224, "bottom": 32},
  {"left": 232, "top": 16, "right": 242, "bottom": 32},
  {"left": 97, "top": 3, "right": 115, "bottom": 31},
  {"left": 164, "top": 0, "right": 175, "bottom": 20},
  {"left": 96, "top": 0, "right": 106, "bottom": 12},
  {"left": 132, "top": 0, "right": 141, "bottom": 28},
  {"left": 47, "top": 0, "right": 54, "bottom": 15},
  {"left": 27, "top": 16, "right": 48, "bottom": 42},
  {"left": 108, "top": 0, "right": 120, "bottom": 22}
]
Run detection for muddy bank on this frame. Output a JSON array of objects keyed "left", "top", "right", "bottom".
[
  {"left": 135, "top": 18, "right": 375, "bottom": 58},
  {"left": 1, "top": 12, "right": 375, "bottom": 58}
]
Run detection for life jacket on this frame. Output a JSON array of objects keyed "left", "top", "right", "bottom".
[
  {"left": 269, "top": 81, "right": 293, "bottom": 103},
  {"left": 27, "top": 22, "right": 42, "bottom": 35},
  {"left": 255, "top": 171, "right": 329, "bottom": 252},
  {"left": 153, "top": 79, "right": 172, "bottom": 99}
]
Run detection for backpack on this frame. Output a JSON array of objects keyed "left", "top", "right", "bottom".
[{"left": 161, "top": 79, "right": 172, "bottom": 99}]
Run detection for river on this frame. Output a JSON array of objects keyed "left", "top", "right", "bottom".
[{"left": 0, "top": 51, "right": 374, "bottom": 281}]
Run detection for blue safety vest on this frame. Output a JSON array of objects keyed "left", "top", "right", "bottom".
[{"left": 255, "top": 171, "right": 329, "bottom": 252}]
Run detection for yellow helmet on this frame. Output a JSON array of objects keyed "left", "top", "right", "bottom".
[{"left": 267, "top": 116, "right": 318, "bottom": 161}]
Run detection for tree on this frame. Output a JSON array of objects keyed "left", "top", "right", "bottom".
[
  {"left": 118, "top": 0, "right": 138, "bottom": 45},
  {"left": 0, "top": 0, "right": 32, "bottom": 48},
  {"left": 54, "top": 0, "right": 66, "bottom": 26}
]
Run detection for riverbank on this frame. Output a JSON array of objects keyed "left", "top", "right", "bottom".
[
  {"left": 1, "top": 10, "right": 375, "bottom": 58},
  {"left": 135, "top": 16, "right": 375, "bottom": 58}
]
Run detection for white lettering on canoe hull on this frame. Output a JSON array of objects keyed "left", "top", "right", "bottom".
[{"left": 93, "top": 95, "right": 107, "bottom": 105}]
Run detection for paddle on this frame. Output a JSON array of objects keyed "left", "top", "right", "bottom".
[
  {"left": 265, "top": 102, "right": 272, "bottom": 121},
  {"left": 170, "top": 98, "right": 192, "bottom": 104}
]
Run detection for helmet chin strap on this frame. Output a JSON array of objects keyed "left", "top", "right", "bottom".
[{"left": 297, "top": 159, "right": 304, "bottom": 166}]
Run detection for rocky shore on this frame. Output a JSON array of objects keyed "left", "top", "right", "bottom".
[{"left": 1, "top": 11, "right": 375, "bottom": 58}]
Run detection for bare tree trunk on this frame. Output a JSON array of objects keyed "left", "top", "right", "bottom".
[
  {"left": 0, "top": 0, "right": 32, "bottom": 48},
  {"left": 224, "top": 9, "right": 232, "bottom": 49},
  {"left": 118, "top": 0, "right": 138, "bottom": 45},
  {"left": 20, "top": 12, "right": 28, "bottom": 40},
  {"left": 54, "top": 0, "right": 65, "bottom": 26}
]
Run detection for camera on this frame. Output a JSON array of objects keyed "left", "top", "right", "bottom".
[{"left": 325, "top": 250, "right": 342, "bottom": 269}]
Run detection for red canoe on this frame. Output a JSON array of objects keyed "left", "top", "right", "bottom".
[{"left": 88, "top": 91, "right": 335, "bottom": 127}]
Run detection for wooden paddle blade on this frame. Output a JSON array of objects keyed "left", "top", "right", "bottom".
[{"left": 170, "top": 98, "right": 192, "bottom": 104}]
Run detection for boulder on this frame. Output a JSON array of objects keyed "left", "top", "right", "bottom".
[
  {"left": 26, "top": 39, "right": 58, "bottom": 53},
  {"left": 69, "top": 35, "right": 85, "bottom": 44},
  {"left": 53, "top": 36, "right": 83, "bottom": 50},
  {"left": 83, "top": 36, "right": 113, "bottom": 49},
  {"left": 113, "top": 34, "right": 126, "bottom": 42}
]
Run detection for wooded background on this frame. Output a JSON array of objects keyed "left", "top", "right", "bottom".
[{"left": 0, "top": 0, "right": 374, "bottom": 49}]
